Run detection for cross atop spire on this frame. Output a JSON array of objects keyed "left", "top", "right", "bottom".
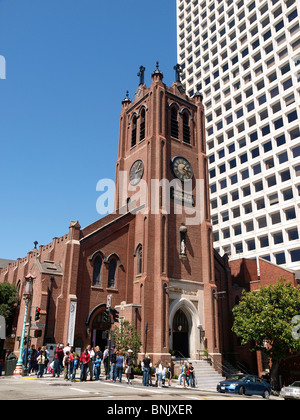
[
  {"left": 174, "top": 64, "right": 182, "bottom": 83},
  {"left": 137, "top": 65, "right": 146, "bottom": 85}
]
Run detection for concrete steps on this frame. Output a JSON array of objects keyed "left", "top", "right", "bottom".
[{"left": 190, "top": 360, "right": 226, "bottom": 391}]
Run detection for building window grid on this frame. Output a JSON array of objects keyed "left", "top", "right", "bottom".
[
  {"left": 179, "top": 7, "right": 298, "bottom": 93},
  {"left": 180, "top": 0, "right": 300, "bottom": 267}
]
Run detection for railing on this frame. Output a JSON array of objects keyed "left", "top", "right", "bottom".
[
  {"left": 236, "top": 361, "right": 251, "bottom": 375},
  {"left": 173, "top": 350, "right": 189, "bottom": 364},
  {"left": 197, "top": 350, "right": 244, "bottom": 378}
]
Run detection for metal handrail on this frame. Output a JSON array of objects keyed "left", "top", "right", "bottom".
[
  {"left": 236, "top": 361, "right": 251, "bottom": 375},
  {"left": 197, "top": 350, "right": 239, "bottom": 378},
  {"left": 173, "top": 351, "right": 189, "bottom": 363}
]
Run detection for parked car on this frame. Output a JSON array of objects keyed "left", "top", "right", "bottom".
[
  {"left": 280, "top": 381, "right": 300, "bottom": 400},
  {"left": 217, "top": 374, "right": 272, "bottom": 399}
]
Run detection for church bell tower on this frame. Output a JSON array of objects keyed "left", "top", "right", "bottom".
[{"left": 115, "top": 63, "right": 220, "bottom": 364}]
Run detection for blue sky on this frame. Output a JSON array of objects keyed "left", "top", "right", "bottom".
[{"left": 0, "top": 0, "right": 177, "bottom": 260}]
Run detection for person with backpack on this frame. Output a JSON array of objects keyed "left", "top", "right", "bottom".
[{"left": 37, "top": 350, "right": 46, "bottom": 378}]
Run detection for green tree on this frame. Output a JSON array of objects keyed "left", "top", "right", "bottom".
[
  {"left": 232, "top": 280, "right": 300, "bottom": 390},
  {"left": 0, "top": 282, "right": 18, "bottom": 333},
  {"left": 111, "top": 320, "right": 142, "bottom": 362}
]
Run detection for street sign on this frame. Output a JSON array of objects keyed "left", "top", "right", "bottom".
[
  {"left": 31, "top": 323, "right": 45, "bottom": 328},
  {"left": 0, "top": 316, "right": 5, "bottom": 339},
  {"left": 106, "top": 294, "right": 112, "bottom": 309}
]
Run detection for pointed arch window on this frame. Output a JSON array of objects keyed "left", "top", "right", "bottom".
[
  {"left": 131, "top": 115, "right": 137, "bottom": 147},
  {"left": 137, "top": 246, "right": 143, "bottom": 275},
  {"left": 183, "top": 112, "right": 191, "bottom": 144},
  {"left": 93, "top": 256, "right": 102, "bottom": 287},
  {"left": 171, "top": 107, "right": 179, "bottom": 139},
  {"left": 108, "top": 258, "right": 117, "bottom": 288},
  {"left": 140, "top": 108, "right": 146, "bottom": 142}
]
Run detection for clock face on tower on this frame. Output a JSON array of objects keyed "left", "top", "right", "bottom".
[
  {"left": 171, "top": 156, "right": 193, "bottom": 181},
  {"left": 129, "top": 160, "right": 145, "bottom": 186}
]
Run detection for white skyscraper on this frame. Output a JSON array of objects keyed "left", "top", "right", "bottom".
[{"left": 177, "top": 0, "right": 300, "bottom": 270}]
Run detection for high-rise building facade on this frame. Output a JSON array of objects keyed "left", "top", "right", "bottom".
[{"left": 177, "top": 0, "right": 300, "bottom": 271}]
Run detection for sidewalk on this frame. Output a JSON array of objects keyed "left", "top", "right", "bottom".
[{"left": 10, "top": 370, "right": 209, "bottom": 391}]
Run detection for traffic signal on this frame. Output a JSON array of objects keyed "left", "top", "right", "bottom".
[
  {"left": 35, "top": 307, "right": 41, "bottom": 321},
  {"left": 112, "top": 309, "right": 119, "bottom": 323},
  {"left": 103, "top": 308, "right": 110, "bottom": 323},
  {"left": 34, "top": 330, "right": 42, "bottom": 338}
]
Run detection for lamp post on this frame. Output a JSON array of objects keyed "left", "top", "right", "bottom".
[{"left": 14, "top": 273, "right": 35, "bottom": 375}]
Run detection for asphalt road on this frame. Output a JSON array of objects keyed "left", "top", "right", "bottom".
[{"left": 0, "top": 374, "right": 282, "bottom": 401}]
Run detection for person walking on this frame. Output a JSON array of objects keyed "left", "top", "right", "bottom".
[
  {"left": 125, "top": 349, "right": 133, "bottom": 384},
  {"left": 44, "top": 346, "right": 50, "bottom": 375},
  {"left": 115, "top": 351, "right": 124, "bottom": 383},
  {"left": 142, "top": 354, "right": 151, "bottom": 386}
]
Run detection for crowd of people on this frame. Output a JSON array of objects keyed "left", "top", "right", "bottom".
[{"left": 22, "top": 344, "right": 196, "bottom": 388}]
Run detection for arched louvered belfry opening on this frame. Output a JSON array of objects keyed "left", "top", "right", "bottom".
[
  {"left": 182, "top": 111, "right": 191, "bottom": 144},
  {"left": 171, "top": 106, "right": 179, "bottom": 139},
  {"left": 140, "top": 108, "right": 146, "bottom": 142},
  {"left": 131, "top": 115, "right": 137, "bottom": 147}
]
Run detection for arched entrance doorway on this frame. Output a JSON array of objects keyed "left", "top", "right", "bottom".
[
  {"left": 88, "top": 306, "right": 111, "bottom": 350},
  {"left": 172, "top": 309, "right": 190, "bottom": 358},
  {"left": 169, "top": 297, "right": 202, "bottom": 359}
]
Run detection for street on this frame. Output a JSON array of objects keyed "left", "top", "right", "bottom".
[{"left": 0, "top": 374, "right": 282, "bottom": 401}]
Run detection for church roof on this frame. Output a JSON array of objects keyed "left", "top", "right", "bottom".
[{"left": 0, "top": 259, "right": 15, "bottom": 269}]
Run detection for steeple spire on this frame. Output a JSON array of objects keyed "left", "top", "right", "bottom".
[
  {"left": 122, "top": 90, "right": 131, "bottom": 106},
  {"left": 151, "top": 61, "right": 163, "bottom": 81}
]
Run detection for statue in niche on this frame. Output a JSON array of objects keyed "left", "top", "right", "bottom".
[{"left": 179, "top": 223, "right": 187, "bottom": 258}]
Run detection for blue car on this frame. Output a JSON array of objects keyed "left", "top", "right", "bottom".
[{"left": 217, "top": 374, "right": 272, "bottom": 399}]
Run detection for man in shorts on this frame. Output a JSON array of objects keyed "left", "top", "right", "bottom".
[{"left": 125, "top": 349, "right": 133, "bottom": 384}]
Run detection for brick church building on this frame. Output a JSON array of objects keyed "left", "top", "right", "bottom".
[
  {"left": 1, "top": 64, "right": 224, "bottom": 366},
  {"left": 1, "top": 64, "right": 299, "bottom": 382}
]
